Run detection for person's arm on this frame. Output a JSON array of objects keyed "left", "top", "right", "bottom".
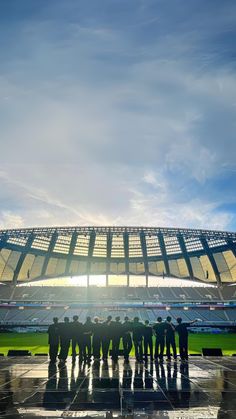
[{"left": 189, "top": 318, "right": 199, "bottom": 325}]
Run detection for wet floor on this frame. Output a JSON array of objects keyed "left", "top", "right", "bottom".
[{"left": 0, "top": 356, "right": 236, "bottom": 418}]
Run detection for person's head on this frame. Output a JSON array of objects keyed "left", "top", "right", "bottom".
[
  {"left": 177, "top": 317, "right": 182, "bottom": 324},
  {"left": 53, "top": 317, "right": 58, "bottom": 324},
  {"left": 157, "top": 317, "right": 162, "bottom": 323},
  {"left": 86, "top": 316, "right": 91, "bottom": 322},
  {"left": 73, "top": 315, "right": 78, "bottom": 322},
  {"left": 94, "top": 316, "right": 99, "bottom": 323},
  {"left": 124, "top": 316, "right": 129, "bottom": 321},
  {"left": 133, "top": 317, "right": 139, "bottom": 323},
  {"left": 107, "top": 315, "right": 112, "bottom": 321},
  {"left": 64, "top": 317, "right": 69, "bottom": 323},
  {"left": 115, "top": 316, "right": 120, "bottom": 322},
  {"left": 166, "top": 316, "right": 172, "bottom": 322},
  {"left": 145, "top": 320, "right": 149, "bottom": 325}
]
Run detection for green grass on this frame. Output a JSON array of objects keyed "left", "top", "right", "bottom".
[{"left": 0, "top": 332, "right": 235, "bottom": 356}]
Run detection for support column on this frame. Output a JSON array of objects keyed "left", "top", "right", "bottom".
[
  {"left": 158, "top": 231, "right": 170, "bottom": 277},
  {"left": 140, "top": 230, "right": 149, "bottom": 287}
]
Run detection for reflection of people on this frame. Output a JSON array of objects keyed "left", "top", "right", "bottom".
[
  {"left": 175, "top": 317, "right": 198, "bottom": 360},
  {"left": 143, "top": 320, "right": 153, "bottom": 361},
  {"left": 179, "top": 361, "right": 191, "bottom": 408},
  {"left": 153, "top": 317, "right": 165, "bottom": 361},
  {"left": 165, "top": 316, "right": 177, "bottom": 361},
  {"left": 122, "top": 361, "right": 132, "bottom": 389},
  {"left": 122, "top": 316, "right": 133, "bottom": 362},
  {"left": 47, "top": 317, "right": 60, "bottom": 363},
  {"left": 134, "top": 361, "right": 144, "bottom": 389}
]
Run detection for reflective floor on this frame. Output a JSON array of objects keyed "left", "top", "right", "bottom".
[{"left": 0, "top": 356, "right": 236, "bottom": 418}]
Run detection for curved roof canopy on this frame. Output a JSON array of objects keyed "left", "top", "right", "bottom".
[{"left": 0, "top": 226, "right": 235, "bottom": 285}]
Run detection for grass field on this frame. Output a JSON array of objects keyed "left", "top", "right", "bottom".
[{"left": 0, "top": 332, "right": 235, "bottom": 356}]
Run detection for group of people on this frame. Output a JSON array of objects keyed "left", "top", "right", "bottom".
[{"left": 48, "top": 315, "right": 198, "bottom": 364}]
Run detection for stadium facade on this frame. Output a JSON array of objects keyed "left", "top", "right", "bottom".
[{"left": 0, "top": 226, "right": 235, "bottom": 286}]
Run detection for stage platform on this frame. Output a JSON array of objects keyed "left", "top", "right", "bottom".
[{"left": 0, "top": 356, "right": 236, "bottom": 418}]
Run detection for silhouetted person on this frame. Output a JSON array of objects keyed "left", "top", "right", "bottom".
[
  {"left": 165, "top": 316, "right": 177, "bottom": 361},
  {"left": 71, "top": 315, "right": 83, "bottom": 362},
  {"left": 143, "top": 319, "right": 153, "bottom": 361},
  {"left": 122, "top": 316, "right": 133, "bottom": 362},
  {"left": 111, "top": 316, "right": 122, "bottom": 361},
  {"left": 153, "top": 317, "right": 166, "bottom": 361},
  {"left": 47, "top": 317, "right": 60, "bottom": 363},
  {"left": 58, "top": 317, "right": 71, "bottom": 363},
  {"left": 132, "top": 317, "right": 144, "bottom": 362},
  {"left": 83, "top": 316, "right": 93, "bottom": 362},
  {"left": 102, "top": 315, "right": 112, "bottom": 361},
  {"left": 175, "top": 317, "right": 198, "bottom": 360},
  {"left": 92, "top": 317, "right": 102, "bottom": 360}
]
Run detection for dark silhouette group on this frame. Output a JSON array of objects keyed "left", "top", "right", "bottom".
[{"left": 48, "top": 315, "right": 198, "bottom": 364}]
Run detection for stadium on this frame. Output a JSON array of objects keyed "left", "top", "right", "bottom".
[{"left": 0, "top": 225, "right": 236, "bottom": 417}]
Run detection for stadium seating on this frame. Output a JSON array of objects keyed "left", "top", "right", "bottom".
[{"left": 0, "top": 284, "right": 235, "bottom": 326}]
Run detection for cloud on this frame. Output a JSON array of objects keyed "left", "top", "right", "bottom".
[{"left": 0, "top": 0, "right": 235, "bottom": 231}]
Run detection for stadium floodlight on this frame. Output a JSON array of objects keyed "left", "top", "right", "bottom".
[
  {"left": 183, "top": 307, "right": 189, "bottom": 310},
  {"left": 166, "top": 306, "right": 171, "bottom": 310},
  {"left": 19, "top": 306, "right": 24, "bottom": 310},
  {"left": 210, "top": 307, "right": 215, "bottom": 310}
]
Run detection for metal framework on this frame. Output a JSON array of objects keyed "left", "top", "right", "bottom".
[{"left": 0, "top": 226, "right": 235, "bottom": 285}]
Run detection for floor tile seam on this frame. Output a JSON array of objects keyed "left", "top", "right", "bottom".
[
  {"left": 142, "top": 363, "right": 175, "bottom": 409},
  {"left": 0, "top": 359, "right": 49, "bottom": 390},
  {"left": 203, "top": 358, "right": 233, "bottom": 371},
  {"left": 63, "top": 364, "right": 93, "bottom": 412},
  {"left": 14, "top": 361, "right": 59, "bottom": 405}
]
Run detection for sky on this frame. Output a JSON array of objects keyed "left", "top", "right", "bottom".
[{"left": 0, "top": 0, "right": 236, "bottom": 231}]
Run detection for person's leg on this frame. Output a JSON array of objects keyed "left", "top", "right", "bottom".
[
  {"left": 114, "top": 338, "right": 120, "bottom": 360},
  {"left": 155, "top": 338, "right": 159, "bottom": 359},
  {"left": 166, "top": 338, "right": 171, "bottom": 360},
  {"left": 49, "top": 344, "right": 58, "bottom": 363},
  {"left": 83, "top": 339, "right": 87, "bottom": 360},
  {"left": 102, "top": 339, "right": 108, "bottom": 360},
  {"left": 72, "top": 339, "right": 76, "bottom": 360},
  {"left": 123, "top": 337, "right": 128, "bottom": 361},
  {"left": 134, "top": 340, "right": 139, "bottom": 361},
  {"left": 185, "top": 338, "right": 188, "bottom": 360},
  {"left": 144, "top": 339, "right": 148, "bottom": 360},
  {"left": 64, "top": 340, "right": 70, "bottom": 361},
  {"left": 139, "top": 339, "right": 143, "bottom": 361},
  {"left": 127, "top": 336, "right": 133, "bottom": 358},
  {"left": 171, "top": 338, "right": 177, "bottom": 359},
  {"left": 159, "top": 337, "right": 164, "bottom": 361},
  {"left": 78, "top": 339, "right": 84, "bottom": 361},
  {"left": 93, "top": 337, "right": 99, "bottom": 359},
  {"left": 179, "top": 337, "right": 184, "bottom": 360},
  {"left": 149, "top": 338, "right": 153, "bottom": 360},
  {"left": 87, "top": 338, "right": 92, "bottom": 361}
]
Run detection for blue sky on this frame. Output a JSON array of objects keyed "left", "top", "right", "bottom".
[{"left": 0, "top": 0, "right": 236, "bottom": 230}]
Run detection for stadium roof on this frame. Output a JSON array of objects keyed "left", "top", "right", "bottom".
[{"left": 0, "top": 226, "right": 235, "bottom": 285}]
